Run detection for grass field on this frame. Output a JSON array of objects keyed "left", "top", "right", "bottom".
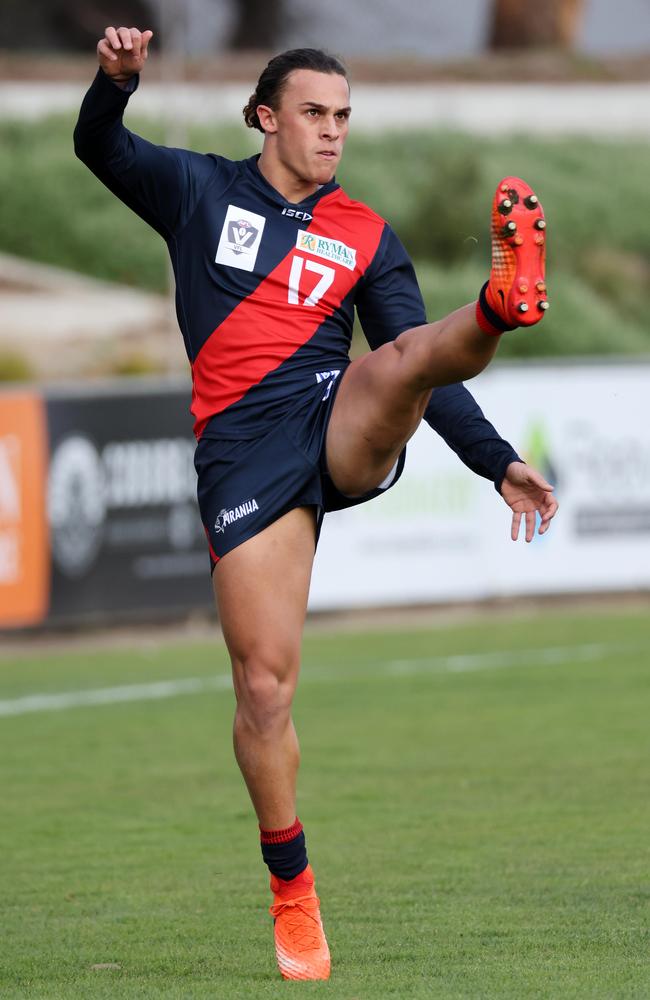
[{"left": 1, "top": 607, "right": 649, "bottom": 998}]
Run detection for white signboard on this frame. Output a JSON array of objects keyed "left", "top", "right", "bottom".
[{"left": 310, "top": 361, "right": 650, "bottom": 609}]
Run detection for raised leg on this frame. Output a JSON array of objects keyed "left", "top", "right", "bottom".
[
  {"left": 327, "top": 174, "right": 548, "bottom": 497},
  {"left": 327, "top": 301, "right": 497, "bottom": 496}
]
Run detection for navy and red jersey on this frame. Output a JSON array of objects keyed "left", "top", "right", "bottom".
[{"left": 74, "top": 69, "right": 520, "bottom": 485}]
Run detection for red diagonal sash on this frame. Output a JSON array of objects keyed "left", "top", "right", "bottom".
[{"left": 191, "top": 190, "right": 384, "bottom": 438}]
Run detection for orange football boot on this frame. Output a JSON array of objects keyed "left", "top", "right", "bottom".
[
  {"left": 269, "top": 864, "right": 331, "bottom": 981},
  {"left": 478, "top": 176, "right": 549, "bottom": 334}
]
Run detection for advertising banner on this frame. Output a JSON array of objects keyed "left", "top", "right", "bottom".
[
  {"left": 0, "top": 393, "right": 49, "bottom": 628},
  {"left": 310, "top": 361, "right": 650, "bottom": 609},
  {"left": 1, "top": 363, "right": 648, "bottom": 628},
  {"left": 0, "top": 380, "right": 213, "bottom": 629},
  {"left": 44, "top": 383, "right": 212, "bottom": 622}
]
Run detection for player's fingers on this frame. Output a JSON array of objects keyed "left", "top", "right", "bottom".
[
  {"left": 104, "top": 26, "right": 121, "bottom": 50},
  {"left": 543, "top": 496, "right": 559, "bottom": 520},
  {"left": 117, "top": 26, "right": 133, "bottom": 51},
  {"left": 525, "top": 510, "right": 536, "bottom": 542},
  {"left": 538, "top": 496, "right": 559, "bottom": 534},
  {"left": 141, "top": 29, "right": 154, "bottom": 57},
  {"left": 511, "top": 511, "right": 522, "bottom": 542},
  {"left": 130, "top": 28, "right": 142, "bottom": 58},
  {"left": 97, "top": 38, "right": 118, "bottom": 62}
]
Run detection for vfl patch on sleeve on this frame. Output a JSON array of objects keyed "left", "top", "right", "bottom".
[
  {"left": 215, "top": 205, "right": 266, "bottom": 272},
  {"left": 296, "top": 230, "right": 357, "bottom": 271}
]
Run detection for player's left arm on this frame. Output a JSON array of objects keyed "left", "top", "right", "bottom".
[{"left": 356, "top": 224, "right": 558, "bottom": 539}]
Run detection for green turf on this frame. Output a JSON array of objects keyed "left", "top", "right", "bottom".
[
  {"left": 1, "top": 116, "right": 649, "bottom": 364},
  {"left": 1, "top": 608, "right": 649, "bottom": 997}
]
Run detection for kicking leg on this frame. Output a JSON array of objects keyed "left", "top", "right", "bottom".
[
  {"left": 327, "top": 302, "right": 494, "bottom": 495},
  {"left": 328, "top": 176, "right": 547, "bottom": 496}
]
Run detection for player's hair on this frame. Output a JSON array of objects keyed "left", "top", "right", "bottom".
[{"left": 243, "top": 48, "right": 348, "bottom": 133}]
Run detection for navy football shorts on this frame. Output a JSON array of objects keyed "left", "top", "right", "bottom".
[{"left": 195, "top": 373, "right": 406, "bottom": 569}]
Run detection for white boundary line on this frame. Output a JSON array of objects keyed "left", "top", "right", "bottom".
[
  {"left": 0, "top": 675, "right": 233, "bottom": 718},
  {"left": 0, "top": 642, "right": 640, "bottom": 719}
]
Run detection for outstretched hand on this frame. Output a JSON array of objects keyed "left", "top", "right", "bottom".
[
  {"left": 500, "top": 461, "right": 558, "bottom": 542},
  {"left": 97, "top": 27, "right": 153, "bottom": 83}
]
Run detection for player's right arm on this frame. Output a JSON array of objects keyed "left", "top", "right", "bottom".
[{"left": 74, "top": 27, "right": 215, "bottom": 239}]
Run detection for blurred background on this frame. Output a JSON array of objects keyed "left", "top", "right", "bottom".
[
  {"left": 1, "top": 0, "right": 649, "bottom": 628},
  {"left": 2, "top": 9, "right": 649, "bottom": 995}
]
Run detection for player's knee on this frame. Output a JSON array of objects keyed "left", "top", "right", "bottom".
[
  {"left": 393, "top": 327, "right": 440, "bottom": 392},
  {"left": 234, "top": 651, "right": 297, "bottom": 735}
]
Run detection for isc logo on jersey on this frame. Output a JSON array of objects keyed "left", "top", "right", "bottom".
[
  {"left": 296, "top": 231, "right": 357, "bottom": 271},
  {"left": 216, "top": 205, "right": 266, "bottom": 272}
]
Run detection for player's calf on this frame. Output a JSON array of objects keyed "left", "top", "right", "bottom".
[{"left": 476, "top": 176, "right": 548, "bottom": 336}]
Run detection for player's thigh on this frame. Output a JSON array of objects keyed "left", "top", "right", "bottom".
[
  {"left": 326, "top": 341, "right": 431, "bottom": 496},
  {"left": 213, "top": 506, "right": 317, "bottom": 698}
]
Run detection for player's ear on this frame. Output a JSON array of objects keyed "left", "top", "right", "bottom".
[{"left": 256, "top": 104, "right": 278, "bottom": 134}]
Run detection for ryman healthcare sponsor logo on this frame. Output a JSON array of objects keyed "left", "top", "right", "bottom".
[
  {"left": 296, "top": 230, "right": 357, "bottom": 271},
  {"left": 215, "top": 499, "right": 259, "bottom": 533}
]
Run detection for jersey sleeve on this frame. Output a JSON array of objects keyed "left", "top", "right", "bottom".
[
  {"left": 424, "top": 384, "right": 521, "bottom": 491},
  {"left": 357, "top": 224, "right": 521, "bottom": 490},
  {"left": 356, "top": 223, "right": 428, "bottom": 343},
  {"left": 73, "top": 69, "right": 218, "bottom": 239}
]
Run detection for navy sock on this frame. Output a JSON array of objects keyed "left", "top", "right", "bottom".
[
  {"left": 476, "top": 280, "right": 516, "bottom": 335},
  {"left": 260, "top": 817, "right": 308, "bottom": 881}
]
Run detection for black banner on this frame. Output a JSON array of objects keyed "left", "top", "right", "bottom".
[{"left": 44, "top": 380, "right": 213, "bottom": 622}]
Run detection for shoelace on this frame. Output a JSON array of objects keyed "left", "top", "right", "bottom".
[{"left": 270, "top": 893, "right": 323, "bottom": 952}]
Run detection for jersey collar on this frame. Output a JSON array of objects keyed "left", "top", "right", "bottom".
[{"left": 245, "top": 155, "right": 339, "bottom": 210}]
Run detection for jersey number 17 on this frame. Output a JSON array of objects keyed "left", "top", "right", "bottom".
[{"left": 287, "top": 256, "right": 335, "bottom": 308}]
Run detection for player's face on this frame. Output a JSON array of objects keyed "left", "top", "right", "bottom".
[{"left": 265, "top": 69, "right": 351, "bottom": 190}]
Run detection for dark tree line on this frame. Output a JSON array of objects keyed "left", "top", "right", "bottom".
[
  {"left": 0, "top": 0, "right": 287, "bottom": 51},
  {"left": 0, "top": 1, "right": 153, "bottom": 51},
  {"left": 0, "top": 0, "right": 585, "bottom": 53}
]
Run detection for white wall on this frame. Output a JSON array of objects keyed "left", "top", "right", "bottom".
[
  {"left": 183, "top": 0, "right": 650, "bottom": 58},
  {"left": 310, "top": 361, "right": 650, "bottom": 609}
]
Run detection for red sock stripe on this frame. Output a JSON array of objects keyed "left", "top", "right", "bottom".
[{"left": 259, "top": 817, "right": 303, "bottom": 845}]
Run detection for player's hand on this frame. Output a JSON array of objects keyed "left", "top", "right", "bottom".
[
  {"left": 500, "top": 461, "right": 558, "bottom": 542},
  {"left": 97, "top": 27, "right": 153, "bottom": 83}
]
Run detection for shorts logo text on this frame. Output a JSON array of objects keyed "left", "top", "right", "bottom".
[
  {"left": 315, "top": 369, "right": 341, "bottom": 401},
  {"left": 296, "top": 230, "right": 357, "bottom": 271},
  {"left": 215, "top": 498, "right": 259, "bottom": 533}
]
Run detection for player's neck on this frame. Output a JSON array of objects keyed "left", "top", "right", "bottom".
[{"left": 257, "top": 150, "right": 320, "bottom": 205}]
